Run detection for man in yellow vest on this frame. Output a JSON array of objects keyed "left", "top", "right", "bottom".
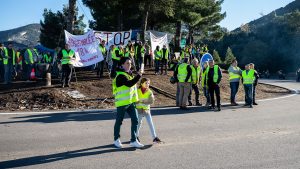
[
  {"left": 242, "top": 64, "right": 255, "bottom": 108},
  {"left": 0, "top": 43, "right": 5, "bottom": 82},
  {"left": 135, "top": 41, "right": 145, "bottom": 72},
  {"left": 160, "top": 45, "right": 169, "bottom": 75},
  {"left": 97, "top": 40, "right": 107, "bottom": 78},
  {"left": 154, "top": 46, "right": 162, "bottom": 75},
  {"left": 24, "top": 45, "right": 39, "bottom": 81},
  {"left": 188, "top": 58, "right": 201, "bottom": 106},
  {"left": 174, "top": 57, "right": 192, "bottom": 110},
  {"left": 112, "top": 57, "right": 144, "bottom": 148},
  {"left": 2, "top": 42, "right": 15, "bottom": 84},
  {"left": 206, "top": 59, "right": 222, "bottom": 111},
  {"left": 110, "top": 45, "right": 122, "bottom": 78},
  {"left": 249, "top": 63, "right": 259, "bottom": 105},
  {"left": 228, "top": 59, "right": 242, "bottom": 105},
  {"left": 58, "top": 43, "right": 75, "bottom": 88}
]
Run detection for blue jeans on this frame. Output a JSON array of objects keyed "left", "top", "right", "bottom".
[
  {"left": 4, "top": 63, "right": 13, "bottom": 83},
  {"left": 244, "top": 84, "right": 253, "bottom": 105},
  {"left": 155, "top": 60, "right": 160, "bottom": 73},
  {"left": 230, "top": 82, "right": 240, "bottom": 103},
  {"left": 137, "top": 112, "right": 157, "bottom": 139},
  {"left": 114, "top": 103, "right": 139, "bottom": 142},
  {"left": 203, "top": 86, "right": 210, "bottom": 105}
]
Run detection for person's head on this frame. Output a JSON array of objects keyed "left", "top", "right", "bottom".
[
  {"left": 0, "top": 43, "right": 3, "bottom": 48},
  {"left": 128, "top": 40, "right": 132, "bottom": 46},
  {"left": 183, "top": 57, "right": 189, "bottom": 63},
  {"left": 65, "top": 43, "right": 70, "bottom": 50},
  {"left": 163, "top": 45, "right": 166, "bottom": 49},
  {"left": 203, "top": 61, "right": 208, "bottom": 68},
  {"left": 8, "top": 42, "right": 13, "bottom": 49},
  {"left": 101, "top": 40, "right": 106, "bottom": 45},
  {"left": 249, "top": 63, "right": 255, "bottom": 69},
  {"left": 191, "top": 58, "right": 199, "bottom": 67},
  {"left": 119, "top": 57, "right": 132, "bottom": 72},
  {"left": 208, "top": 59, "right": 214, "bottom": 67},
  {"left": 156, "top": 45, "right": 160, "bottom": 50},
  {"left": 245, "top": 64, "right": 250, "bottom": 70},
  {"left": 139, "top": 77, "right": 150, "bottom": 89},
  {"left": 232, "top": 59, "right": 238, "bottom": 66},
  {"left": 139, "top": 41, "right": 143, "bottom": 45}
]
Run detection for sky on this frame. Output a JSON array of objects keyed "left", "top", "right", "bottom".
[{"left": 0, "top": 0, "right": 296, "bottom": 32}]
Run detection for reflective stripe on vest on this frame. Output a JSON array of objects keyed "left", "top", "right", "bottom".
[
  {"left": 191, "top": 66, "right": 201, "bottom": 84},
  {"left": 229, "top": 66, "right": 241, "bottom": 80},
  {"left": 178, "top": 63, "right": 191, "bottom": 83},
  {"left": 242, "top": 70, "right": 255, "bottom": 84},
  {"left": 136, "top": 88, "right": 152, "bottom": 110},
  {"left": 25, "top": 49, "right": 34, "bottom": 64},
  {"left": 61, "top": 49, "right": 75, "bottom": 64},
  {"left": 112, "top": 71, "right": 139, "bottom": 107},
  {"left": 205, "top": 65, "right": 219, "bottom": 83}
]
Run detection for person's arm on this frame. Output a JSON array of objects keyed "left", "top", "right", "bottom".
[
  {"left": 116, "top": 74, "right": 141, "bottom": 87},
  {"left": 141, "top": 91, "right": 155, "bottom": 105},
  {"left": 185, "top": 65, "right": 192, "bottom": 82},
  {"left": 217, "top": 67, "right": 222, "bottom": 84}
]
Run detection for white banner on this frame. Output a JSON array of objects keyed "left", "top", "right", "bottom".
[
  {"left": 149, "top": 32, "right": 169, "bottom": 54},
  {"left": 94, "top": 31, "right": 132, "bottom": 50},
  {"left": 65, "top": 30, "right": 103, "bottom": 67}
]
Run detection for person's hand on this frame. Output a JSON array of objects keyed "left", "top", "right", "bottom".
[{"left": 137, "top": 70, "right": 143, "bottom": 76}]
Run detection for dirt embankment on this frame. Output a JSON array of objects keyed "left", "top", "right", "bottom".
[{"left": 0, "top": 69, "right": 291, "bottom": 112}]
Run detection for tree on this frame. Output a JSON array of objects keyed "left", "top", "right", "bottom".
[
  {"left": 213, "top": 49, "right": 222, "bottom": 64},
  {"left": 224, "top": 47, "right": 235, "bottom": 65},
  {"left": 40, "top": 5, "right": 86, "bottom": 48}
]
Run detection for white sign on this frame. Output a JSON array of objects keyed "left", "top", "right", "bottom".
[
  {"left": 149, "top": 32, "right": 168, "bottom": 54},
  {"left": 65, "top": 30, "right": 103, "bottom": 67},
  {"left": 94, "top": 31, "right": 132, "bottom": 50}
]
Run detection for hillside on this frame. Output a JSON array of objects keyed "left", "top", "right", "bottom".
[
  {"left": 0, "top": 23, "right": 40, "bottom": 48},
  {"left": 210, "top": 0, "right": 300, "bottom": 74}
]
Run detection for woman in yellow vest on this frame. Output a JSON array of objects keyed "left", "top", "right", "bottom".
[
  {"left": 242, "top": 64, "right": 255, "bottom": 108},
  {"left": 58, "top": 43, "right": 75, "bottom": 87},
  {"left": 136, "top": 78, "right": 162, "bottom": 144},
  {"left": 113, "top": 57, "right": 144, "bottom": 148}
]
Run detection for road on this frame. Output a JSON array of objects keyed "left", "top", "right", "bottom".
[{"left": 0, "top": 80, "right": 300, "bottom": 169}]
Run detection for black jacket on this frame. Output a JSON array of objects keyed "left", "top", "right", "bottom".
[{"left": 115, "top": 68, "right": 141, "bottom": 87}]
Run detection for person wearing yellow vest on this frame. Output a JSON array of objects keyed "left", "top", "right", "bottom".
[
  {"left": 2, "top": 42, "right": 15, "bottom": 84},
  {"left": 136, "top": 78, "right": 162, "bottom": 143},
  {"left": 206, "top": 59, "right": 222, "bottom": 111},
  {"left": 242, "top": 64, "right": 255, "bottom": 108},
  {"left": 24, "top": 45, "right": 38, "bottom": 81},
  {"left": 113, "top": 57, "right": 144, "bottom": 148},
  {"left": 154, "top": 46, "right": 162, "bottom": 75},
  {"left": 0, "top": 43, "right": 5, "bottom": 82},
  {"left": 97, "top": 40, "right": 107, "bottom": 78},
  {"left": 135, "top": 41, "right": 145, "bottom": 72},
  {"left": 201, "top": 61, "right": 210, "bottom": 106},
  {"left": 110, "top": 45, "right": 123, "bottom": 78},
  {"left": 249, "top": 63, "right": 259, "bottom": 105},
  {"left": 174, "top": 57, "right": 192, "bottom": 110},
  {"left": 144, "top": 42, "right": 152, "bottom": 68},
  {"left": 228, "top": 59, "right": 242, "bottom": 106},
  {"left": 188, "top": 58, "right": 202, "bottom": 106},
  {"left": 58, "top": 43, "right": 75, "bottom": 88},
  {"left": 160, "top": 45, "right": 169, "bottom": 75}
]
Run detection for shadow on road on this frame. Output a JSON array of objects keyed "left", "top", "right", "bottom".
[
  {"left": 0, "top": 105, "right": 248, "bottom": 125},
  {"left": 0, "top": 144, "right": 152, "bottom": 169}
]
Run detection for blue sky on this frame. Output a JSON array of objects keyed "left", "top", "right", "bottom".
[{"left": 0, "top": 0, "right": 296, "bottom": 32}]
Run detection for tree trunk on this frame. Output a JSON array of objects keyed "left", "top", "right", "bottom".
[
  {"left": 141, "top": 5, "right": 150, "bottom": 43},
  {"left": 117, "top": 9, "right": 123, "bottom": 31},
  {"left": 67, "top": 0, "right": 76, "bottom": 33},
  {"left": 175, "top": 21, "right": 182, "bottom": 52},
  {"left": 187, "top": 27, "right": 194, "bottom": 45}
]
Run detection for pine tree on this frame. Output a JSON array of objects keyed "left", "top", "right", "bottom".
[
  {"left": 213, "top": 49, "right": 222, "bottom": 64},
  {"left": 224, "top": 47, "right": 236, "bottom": 65}
]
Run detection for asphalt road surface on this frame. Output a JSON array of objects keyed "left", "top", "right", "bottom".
[{"left": 0, "top": 80, "right": 300, "bottom": 169}]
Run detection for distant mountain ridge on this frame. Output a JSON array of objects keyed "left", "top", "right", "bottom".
[{"left": 0, "top": 24, "right": 41, "bottom": 49}]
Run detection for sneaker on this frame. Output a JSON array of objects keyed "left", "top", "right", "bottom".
[
  {"left": 153, "top": 137, "right": 162, "bottom": 143},
  {"left": 113, "top": 139, "right": 123, "bottom": 148},
  {"left": 196, "top": 102, "right": 202, "bottom": 106},
  {"left": 231, "top": 102, "right": 238, "bottom": 106},
  {"left": 208, "top": 106, "right": 215, "bottom": 110},
  {"left": 253, "top": 102, "right": 258, "bottom": 105},
  {"left": 188, "top": 101, "right": 193, "bottom": 106},
  {"left": 136, "top": 137, "right": 140, "bottom": 142},
  {"left": 130, "top": 140, "right": 144, "bottom": 148}
]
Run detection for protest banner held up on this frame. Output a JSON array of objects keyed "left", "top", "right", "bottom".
[
  {"left": 149, "top": 32, "right": 169, "bottom": 54},
  {"left": 65, "top": 30, "right": 103, "bottom": 67}
]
